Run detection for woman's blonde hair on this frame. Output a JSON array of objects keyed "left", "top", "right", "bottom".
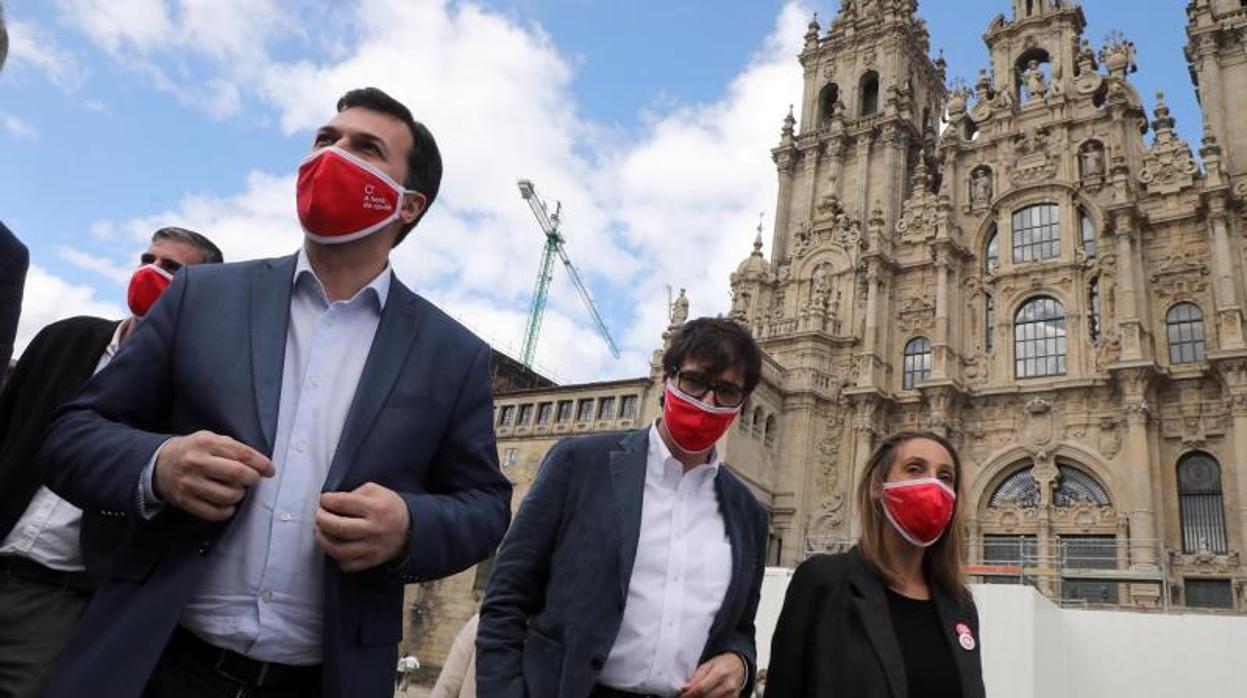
[{"left": 855, "top": 430, "right": 968, "bottom": 600}]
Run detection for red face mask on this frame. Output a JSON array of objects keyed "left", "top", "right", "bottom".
[
  {"left": 882, "top": 478, "right": 956, "bottom": 548},
  {"left": 296, "top": 146, "right": 415, "bottom": 244},
  {"left": 127, "top": 263, "right": 174, "bottom": 318},
  {"left": 662, "top": 381, "right": 740, "bottom": 454}
]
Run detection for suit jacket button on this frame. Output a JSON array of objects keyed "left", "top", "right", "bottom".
[{"left": 591, "top": 656, "right": 605, "bottom": 671}]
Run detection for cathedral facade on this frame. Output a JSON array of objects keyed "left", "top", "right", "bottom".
[{"left": 407, "top": 0, "right": 1247, "bottom": 670}]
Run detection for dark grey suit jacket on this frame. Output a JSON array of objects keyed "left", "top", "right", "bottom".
[
  {"left": 477, "top": 428, "right": 769, "bottom": 698},
  {"left": 0, "top": 221, "right": 29, "bottom": 377}
]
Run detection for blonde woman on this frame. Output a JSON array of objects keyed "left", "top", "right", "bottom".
[{"left": 766, "top": 431, "right": 985, "bottom": 698}]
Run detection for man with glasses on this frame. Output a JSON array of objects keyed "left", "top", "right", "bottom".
[{"left": 479, "top": 317, "right": 769, "bottom": 698}]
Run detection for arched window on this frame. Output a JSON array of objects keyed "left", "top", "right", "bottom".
[
  {"left": 990, "top": 467, "right": 1041, "bottom": 507},
  {"left": 1080, "top": 211, "right": 1097, "bottom": 259},
  {"left": 1167, "top": 302, "right": 1206, "bottom": 364},
  {"left": 986, "top": 294, "right": 995, "bottom": 354},
  {"left": 859, "top": 71, "right": 880, "bottom": 116},
  {"left": 764, "top": 415, "right": 777, "bottom": 447},
  {"left": 1178, "top": 452, "right": 1228, "bottom": 553},
  {"left": 1088, "top": 279, "right": 1101, "bottom": 341},
  {"left": 903, "top": 337, "right": 932, "bottom": 389},
  {"left": 752, "top": 407, "right": 764, "bottom": 436},
  {"left": 1015, "top": 296, "right": 1067, "bottom": 377},
  {"left": 984, "top": 226, "right": 999, "bottom": 273},
  {"left": 1053, "top": 464, "right": 1111, "bottom": 506},
  {"left": 818, "top": 83, "right": 840, "bottom": 126},
  {"left": 1012, "top": 203, "right": 1060, "bottom": 263}
]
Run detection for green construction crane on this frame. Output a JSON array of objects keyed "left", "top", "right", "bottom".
[{"left": 517, "top": 179, "right": 621, "bottom": 368}]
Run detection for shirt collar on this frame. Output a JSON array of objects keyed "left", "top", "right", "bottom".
[
  {"left": 294, "top": 247, "right": 392, "bottom": 311},
  {"left": 647, "top": 421, "right": 721, "bottom": 491},
  {"left": 103, "top": 320, "right": 127, "bottom": 361}
]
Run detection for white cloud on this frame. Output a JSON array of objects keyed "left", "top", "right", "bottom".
[
  {"left": 14, "top": 265, "right": 127, "bottom": 358},
  {"left": 55, "top": 0, "right": 810, "bottom": 383},
  {"left": 0, "top": 112, "right": 37, "bottom": 140},
  {"left": 5, "top": 19, "right": 86, "bottom": 91},
  {"left": 56, "top": 245, "right": 134, "bottom": 285}
]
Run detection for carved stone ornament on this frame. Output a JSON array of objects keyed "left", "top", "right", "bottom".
[
  {"left": 897, "top": 296, "right": 936, "bottom": 335},
  {"left": 1023, "top": 398, "right": 1054, "bottom": 446},
  {"left": 1009, "top": 127, "right": 1057, "bottom": 185},
  {"left": 808, "top": 409, "right": 849, "bottom": 536},
  {"left": 1139, "top": 92, "right": 1199, "bottom": 195}
]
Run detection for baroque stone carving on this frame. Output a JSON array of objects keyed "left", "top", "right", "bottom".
[{"left": 1139, "top": 92, "right": 1199, "bottom": 195}]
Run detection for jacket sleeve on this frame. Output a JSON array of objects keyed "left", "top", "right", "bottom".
[
  {"left": 763, "top": 556, "right": 825, "bottom": 697},
  {"left": 720, "top": 505, "right": 769, "bottom": 696},
  {"left": 37, "top": 272, "right": 186, "bottom": 517},
  {"left": 432, "top": 614, "right": 479, "bottom": 698},
  {"left": 475, "top": 439, "right": 573, "bottom": 698},
  {"left": 394, "top": 342, "right": 512, "bottom": 582}
]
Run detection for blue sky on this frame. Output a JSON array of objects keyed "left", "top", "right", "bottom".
[{"left": 1, "top": 0, "right": 1204, "bottom": 382}]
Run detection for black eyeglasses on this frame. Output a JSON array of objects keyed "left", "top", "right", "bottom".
[{"left": 674, "top": 369, "right": 746, "bottom": 408}]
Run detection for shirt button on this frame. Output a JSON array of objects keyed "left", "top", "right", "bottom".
[
  {"left": 279, "top": 512, "right": 293, "bottom": 522},
  {"left": 261, "top": 589, "right": 274, "bottom": 602},
  {"left": 323, "top": 317, "right": 334, "bottom": 328},
  {"left": 295, "top": 441, "right": 307, "bottom": 453},
  {"left": 309, "top": 377, "right": 322, "bottom": 388}
]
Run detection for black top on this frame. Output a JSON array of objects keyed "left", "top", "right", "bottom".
[{"left": 885, "top": 588, "right": 964, "bottom": 698}]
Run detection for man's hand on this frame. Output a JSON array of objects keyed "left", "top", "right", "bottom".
[
  {"left": 680, "top": 652, "right": 747, "bottom": 698},
  {"left": 314, "top": 482, "right": 410, "bottom": 573},
  {"left": 153, "top": 431, "right": 274, "bottom": 521}
]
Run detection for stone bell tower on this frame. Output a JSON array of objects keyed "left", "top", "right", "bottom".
[{"left": 1186, "top": 0, "right": 1247, "bottom": 181}]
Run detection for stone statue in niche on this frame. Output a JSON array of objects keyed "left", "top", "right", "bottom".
[
  {"left": 671, "top": 288, "right": 689, "bottom": 325},
  {"left": 1023, "top": 60, "right": 1048, "bottom": 101},
  {"left": 1080, "top": 143, "right": 1105, "bottom": 179},
  {"left": 970, "top": 168, "right": 993, "bottom": 206},
  {"left": 812, "top": 263, "right": 831, "bottom": 299}
]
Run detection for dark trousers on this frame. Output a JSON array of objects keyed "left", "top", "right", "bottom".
[
  {"left": 0, "top": 570, "right": 90, "bottom": 698},
  {"left": 144, "top": 628, "right": 321, "bottom": 698}
]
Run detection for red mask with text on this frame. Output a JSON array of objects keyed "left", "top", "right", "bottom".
[
  {"left": 882, "top": 478, "right": 956, "bottom": 548},
  {"left": 296, "top": 146, "right": 415, "bottom": 244},
  {"left": 127, "top": 264, "right": 174, "bottom": 318},
  {"left": 662, "top": 381, "right": 740, "bottom": 453}
]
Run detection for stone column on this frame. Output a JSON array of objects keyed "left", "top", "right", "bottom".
[
  {"left": 772, "top": 151, "right": 796, "bottom": 261},
  {"left": 882, "top": 123, "right": 906, "bottom": 226},
  {"left": 1215, "top": 359, "right": 1247, "bottom": 569},
  {"left": 1194, "top": 35, "right": 1233, "bottom": 174},
  {"left": 847, "top": 394, "right": 881, "bottom": 540},
  {"left": 1115, "top": 366, "right": 1161, "bottom": 606},
  {"left": 1208, "top": 198, "right": 1245, "bottom": 349},
  {"left": 1112, "top": 210, "right": 1147, "bottom": 360},
  {"left": 859, "top": 267, "right": 881, "bottom": 388},
  {"left": 932, "top": 248, "right": 951, "bottom": 379},
  {"left": 856, "top": 134, "right": 873, "bottom": 220}
]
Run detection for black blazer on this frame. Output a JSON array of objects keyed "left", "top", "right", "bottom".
[
  {"left": 0, "top": 315, "right": 122, "bottom": 584},
  {"left": 477, "top": 428, "right": 770, "bottom": 698},
  {"left": 766, "top": 548, "right": 985, "bottom": 698},
  {"left": 0, "top": 221, "right": 30, "bottom": 375}
]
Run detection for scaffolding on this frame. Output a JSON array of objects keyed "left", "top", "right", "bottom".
[{"left": 804, "top": 536, "right": 1173, "bottom": 610}]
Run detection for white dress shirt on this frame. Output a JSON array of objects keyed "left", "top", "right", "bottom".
[
  {"left": 179, "top": 249, "right": 389, "bottom": 665},
  {"left": 0, "top": 321, "right": 125, "bottom": 572},
  {"left": 598, "top": 424, "right": 734, "bottom": 695}
]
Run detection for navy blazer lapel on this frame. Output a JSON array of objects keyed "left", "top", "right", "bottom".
[
  {"left": 933, "top": 586, "right": 984, "bottom": 698},
  {"left": 849, "top": 550, "right": 909, "bottom": 698},
  {"left": 705, "top": 470, "right": 747, "bottom": 650},
  {"left": 608, "top": 429, "right": 649, "bottom": 603},
  {"left": 249, "top": 255, "right": 297, "bottom": 455},
  {"left": 322, "top": 280, "right": 426, "bottom": 491}
]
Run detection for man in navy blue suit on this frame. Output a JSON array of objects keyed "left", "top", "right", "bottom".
[
  {"left": 38, "top": 87, "right": 512, "bottom": 698},
  {"left": 478, "top": 318, "right": 769, "bottom": 698}
]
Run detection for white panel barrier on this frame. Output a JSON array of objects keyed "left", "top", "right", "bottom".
[{"left": 756, "top": 570, "right": 1247, "bottom": 697}]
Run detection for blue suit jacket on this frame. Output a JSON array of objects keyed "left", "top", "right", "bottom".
[
  {"left": 38, "top": 254, "right": 512, "bottom": 698},
  {"left": 477, "top": 428, "right": 769, "bottom": 698}
]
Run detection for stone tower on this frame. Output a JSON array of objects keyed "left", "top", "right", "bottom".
[{"left": 1186, "top": 0, "right": 1247, "bottom": 180}]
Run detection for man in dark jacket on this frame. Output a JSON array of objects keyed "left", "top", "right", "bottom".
[
  {"left": 478, "top": 318, "right": 770, "bottom": 698},
  {"left": 0, "top": 227, "right": 222, "bottom": 698},
  {"left": 0, "top": 222, "right": 28, "bottom": 384}
]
